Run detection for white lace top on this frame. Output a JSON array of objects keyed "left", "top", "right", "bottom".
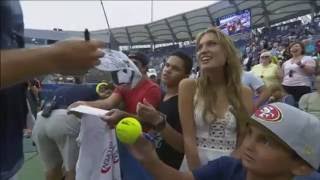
[
  {"left": 194, "top": 103, "right": 237, "bottom": 151},
  {"left": 180, "top": 97, "right": 237, "bottom": 171}
]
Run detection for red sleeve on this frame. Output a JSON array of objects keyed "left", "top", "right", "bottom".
[{"left": 144, "top": 85, "right": 161, "bottom": 108}]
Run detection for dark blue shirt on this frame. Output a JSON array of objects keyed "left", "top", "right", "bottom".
[
  {"left": 51, "top": 84, "right": 99, "bottom": 108},
  {"left": 192, "top": 156, "right": 320, "bottom": 180},
  {"left": 0, "top": 1, "right": 27, "bottom": 180},
  {"left": 193, "top": 157, "right": 245, "bottom": 180}
]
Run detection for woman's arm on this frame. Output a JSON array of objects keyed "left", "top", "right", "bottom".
[
  {"left": 298, "top": 57, "right": 316, "bottom": 75},
  {"left": 178, "top": 78, "right": 200, "bottom": 170},
  {"left": 160, "top": 122, "right": 184, "bottom": 153},
  {"left": 136, "top": 100, "right": 184, "bottom": 153}
]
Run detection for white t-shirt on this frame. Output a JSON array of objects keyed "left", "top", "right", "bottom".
[
  {"left": 282, "top": 56, "right": 315, "bottom": 87},
  {"left": 241, "top": 71, "right": 265, "bottom": 92}
]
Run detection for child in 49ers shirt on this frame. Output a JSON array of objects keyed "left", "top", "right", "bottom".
[{"left": 130, "top": 102, "right": 320, "bottom": 180}]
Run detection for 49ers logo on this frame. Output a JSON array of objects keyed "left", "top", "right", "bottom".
[{"left": 254, "top": 105, "right": 282, "bottom": 122}]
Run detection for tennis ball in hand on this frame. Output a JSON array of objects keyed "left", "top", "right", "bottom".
[{"left": 116, "top": 117, "right": 142, "bottom": 144}]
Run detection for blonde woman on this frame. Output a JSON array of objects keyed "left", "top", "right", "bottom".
[{"left": 179, "top": 27, "right": 253, "bottom": 171}]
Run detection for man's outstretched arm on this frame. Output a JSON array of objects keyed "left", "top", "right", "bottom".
[{"left": 1, "top": 40, "right": 105, "bottom": 88}]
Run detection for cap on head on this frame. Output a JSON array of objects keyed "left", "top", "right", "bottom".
[
  {"left": 128, "top": 52, "right": 149, "bottom": 66},
  {"left": 250, "top": 102, "right": 320, "bottom": 169},
  {"left": 260, "top": 51, "right": 272, "bottom": 58}
]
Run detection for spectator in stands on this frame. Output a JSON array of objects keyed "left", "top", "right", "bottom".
[
  {"left": 267, "top": 83, "right": 296, "bottom": 107},
  {"left": 271, "top": 42, "right": 280, "bottom": 57},
  {"left": 260, "top": 48, "right": 279, "bottom": 65},
  {"left": 27, "top": 79, "right": 41, "bottom": 117},
  {"left": 129, "top": 103, "right": 320, "bottom": 180},
  {"left": 33, "top": 76, "right": 99, "bottom": 180},
  {"left": 299, "top": 74, "right": 320, "bottom": 120},
  {"left": 280, "top": 42, "right": 316, "bottom": 102},
  {"left": 315, "top": 40, "right": 320, "bottom": 75},
  {"left": 251, "top": 51, "right": 281, "bottom": 88},
  {"left": 69, "top": 51, "right": 161, "bottom": 180},
  {"left": 136, "top": 51, "right": 193, "bottom": 169},
  {"left": 303, "top": 38, "right": 316, "bottom": 56},
  {"left": 282, "top": 43, "right": 292, "bottom": 61},
  {"left": 241, "top": 71, "right": 271, "bottom": 109},
  {"left": 178, "top": 27, "right": 253, "bottom": 171},
  {"left": 24, "top": 79, "right": 41, "bottom": 138}
]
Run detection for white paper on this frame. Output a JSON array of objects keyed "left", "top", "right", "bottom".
[{"left": 69, "top": 105, "right": 109, "bottom": 117}]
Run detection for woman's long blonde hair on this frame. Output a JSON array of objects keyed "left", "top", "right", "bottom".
[{"left": 195, "top": 27, "right": 249, "bottom": 143}]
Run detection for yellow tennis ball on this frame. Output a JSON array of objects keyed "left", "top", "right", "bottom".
[{"left": 116, "top": 117, "right": 142, "bottom": 144}]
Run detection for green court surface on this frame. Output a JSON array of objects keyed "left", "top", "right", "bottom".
[{"left": 18, "top": 138, "right": 45, "bottom": 180}]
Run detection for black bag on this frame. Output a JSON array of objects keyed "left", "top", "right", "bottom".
[{"left": 41, "top": 96, "right": 57, "bottom": 118}]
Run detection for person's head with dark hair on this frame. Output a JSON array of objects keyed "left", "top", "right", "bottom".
[
  {"left": 161, "top": 51, "right": 193, "bottom": 87},
  {"left": 289, "top": 41, "right": 305, "bottom": 57},
  {"left": 169, "top": 51, "right": 193, "bottom": 74},
  {"left": 128, "top": 51, "right": 149, "bottom": 75}
]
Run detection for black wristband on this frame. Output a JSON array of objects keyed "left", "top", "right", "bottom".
[{"left": 153, "top": 112, "right": 167, "bottom": 132}]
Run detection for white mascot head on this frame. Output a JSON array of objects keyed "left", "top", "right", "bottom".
[{"left": 95, "top": 49, "right": 142, "bottom": 89}]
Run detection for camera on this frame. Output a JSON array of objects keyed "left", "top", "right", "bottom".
[{"left": 289, "top": 70, "right": 294, "bottom": 78}]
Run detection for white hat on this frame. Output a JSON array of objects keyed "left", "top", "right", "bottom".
[
  {"left": 95, "top": 49, "right": 142, "bottom": 88},
  {"left": 260, "top": 51, "right": 272, "bottom": 58},
  {"left": 251, "top": 102, "right": 320, "bottom": 169}
]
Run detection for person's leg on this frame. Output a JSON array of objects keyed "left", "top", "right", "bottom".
[
  {"left": 64, "top": 170, "right": 75, "bottom": 180},
  {"left": 294, "top": 86, "right": 311, "bottom": 102},
  {"left": 59, "top": 136, "right": 79, "bottom": 180},
  {"left": 282, "top": 85, "right": 299, "bottom": 101},
  {"left": 46, "top": 165, "right": 63, "bottom": 180},
  {"left": 51, "top": 112, "right": 80, "bottom": 180},
  {"left": 32, "top": 113, "right": 63, "bottom": 180}
]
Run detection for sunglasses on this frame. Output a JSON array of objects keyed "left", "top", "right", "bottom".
[{"left": 289, "top": 70, "right": 294, "bottom": 77}]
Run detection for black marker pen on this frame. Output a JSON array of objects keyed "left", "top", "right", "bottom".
[{"left": 84, "top": 28, "right": 90, "bottom": 41}]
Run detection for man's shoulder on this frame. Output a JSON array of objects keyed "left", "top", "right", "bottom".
[
  {"left": 252, "top": 64, "right": 262, "bottom": 70},
  {"left": 179, "top": 78, "right": 196, "bottom": 89},
  {"left": 269, "top": 63, "right": 279, "bottom": 69},
  {"left": 140, "top": 79, "right": 160, "bottom": 90}
]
